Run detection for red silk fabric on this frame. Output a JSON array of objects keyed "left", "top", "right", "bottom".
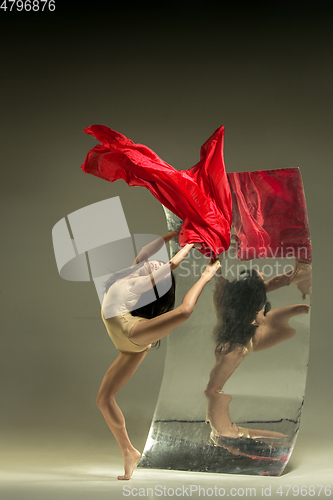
[
  {"left": 81, "top": 125, "right": 232, "bottom": 257},
  {"left": 81, "top": 125, "right": 311, "bottom": 261}
]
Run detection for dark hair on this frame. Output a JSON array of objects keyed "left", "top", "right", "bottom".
[
  {"left": 131, "top": 273, "right": 176, "bottom": 318},
  {"left": 104, "top": 262, "right": 176, "bottom": 348},
  {"left": 213, "top": 269, "right": 270, "bottom": 353}
]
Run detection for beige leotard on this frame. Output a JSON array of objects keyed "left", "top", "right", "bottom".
[
  {"left": 101, "top": 277, "right": 151, "bottom": 353},
  {"left": 101, "top": 309, "right": 150, "bottom": 353}
]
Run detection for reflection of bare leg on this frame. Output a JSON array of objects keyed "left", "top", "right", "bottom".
[
  {"left": 205, "top": 393, "right": 239, "bottom": 437},
  {"left": 96, "top": 347, "right": 150, "bottom": 480},
  {"left": 206, "top": 391, "right": 290, "bottom": 444},
  {"left": 204, "top": 348, "right": 245, "bottom": 436},
  {"left": 243, "top": 427, "right": 291, "bottom": 445}
]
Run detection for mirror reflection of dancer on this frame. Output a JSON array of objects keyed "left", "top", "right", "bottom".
[
  {"left": 97, "top": 231, "right": 220, "bottom": 480},
  {"left": 205, "top": 259, "right": 311, "bottom": 448}
]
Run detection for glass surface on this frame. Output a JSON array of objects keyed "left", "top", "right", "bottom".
[{"left": 139, "top": 168, "right": 311, "bottom": 476}]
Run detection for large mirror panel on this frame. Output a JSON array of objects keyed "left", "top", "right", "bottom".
[{"left": 139, "top": 168, "right": 311, "bottom": 476}]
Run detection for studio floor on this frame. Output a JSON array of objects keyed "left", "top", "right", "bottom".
[{"left": 1, "top": 428, "right": 332, "bottom": 500}]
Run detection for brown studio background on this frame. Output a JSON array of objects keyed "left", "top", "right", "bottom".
[{"left": 1, "top": 1, "right": 332, "bottom": 497}]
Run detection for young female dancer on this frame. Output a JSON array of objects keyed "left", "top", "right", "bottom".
[
  {"left": 97, "top": 231, "right": 220, "bottom": 479},
  {"left": 205, "top": 260, "right": 311, "bottom": 448}
]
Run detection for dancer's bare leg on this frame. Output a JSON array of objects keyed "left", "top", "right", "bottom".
[
  {"left": 97, "top": 347, "right": 150, "bottom": 480},
  {"left": 129, "top": 307, "right": 191, "bottom": 347}
]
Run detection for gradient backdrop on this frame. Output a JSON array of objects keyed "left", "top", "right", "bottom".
[{"left": 1, "top": 1, "right": 332, "bottom": 499}]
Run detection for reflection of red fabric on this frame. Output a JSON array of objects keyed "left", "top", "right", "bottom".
[
  {"left": 228, "top": 169, "right": 311, "bottom": 261},
  {"left": 81, "top": 125, "right": 232, "bottom": 257}
]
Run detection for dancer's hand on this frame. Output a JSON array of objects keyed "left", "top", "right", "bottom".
[
  {"left": 290, "top": 258, "right": 312, "bottom": 299},
  {"left": 201, "top": 258, "right": 221, "bottom": 282},
  {"left": 170, "top": 244, "right": 194, "bottom": 270},
  {"left": 134, "top": 232, "right": 179, "bottom": 265}
]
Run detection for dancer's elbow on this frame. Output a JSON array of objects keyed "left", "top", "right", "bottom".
[{"left": 179, "top": 303, "right": 193, "bottom": 319}]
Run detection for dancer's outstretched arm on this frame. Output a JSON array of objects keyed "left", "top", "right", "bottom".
[
  {"left": 212, "top": 264, "right": 228, "bottom": 321},
  {"left": 129, "top": 243, "right": 194, "bottom": 295},
  {"left": 129, "top": 259, "right": 221, "bottom": 347},
  {"left": 264, "top": 270, "right": 293, "bottom": 293},
  {"left": 252, "top": 304, "right": 310, "bottom": 352},
  {"left": 132, "top": 231, "right": 179, "bottom": 265},
  {"left": 264, "top": 258, "right": 312, "bottom": 297}
]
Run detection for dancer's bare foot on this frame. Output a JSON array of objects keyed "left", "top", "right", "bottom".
[{"left": 117, "top": 448, "right": 141, "bottom": 480}]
